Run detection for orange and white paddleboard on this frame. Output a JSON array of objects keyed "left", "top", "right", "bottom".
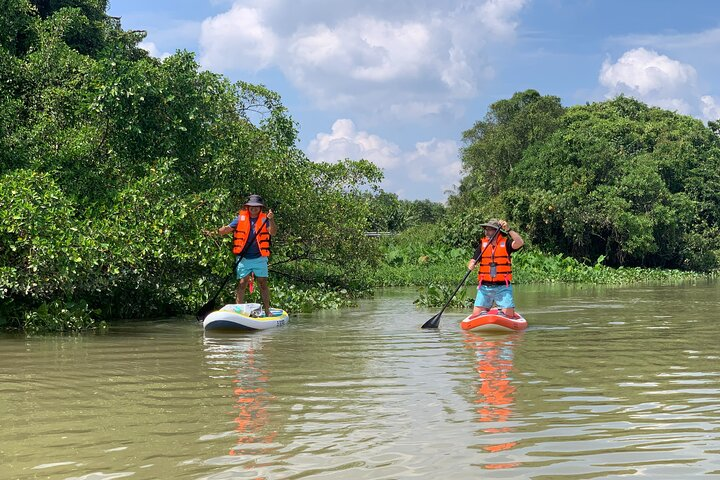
[{"left": 460, "top": 308, "right": 528, "bottom": 333}]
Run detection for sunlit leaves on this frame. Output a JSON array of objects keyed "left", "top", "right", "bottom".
[
  {"left": 1, "top": 6, "right": 385, "bottom": 331},
  {"left": 508, "top": 96, "right": 720, "bottom": 270}
]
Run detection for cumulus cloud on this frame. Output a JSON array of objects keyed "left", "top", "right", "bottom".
[
  {"left": 600, "top": 48, "right": 696, "bottom": 95},
  {"left": 199, "top": 5, "right": 278, "bottom": 70},
  {"left": 199, "top": 0, "right": 527, "bottom": 116},
  {"left": 599, "top": 48, "right": 697, "bottom": 113},
  {"left": 138, "top": 41, "right": 171, "bottom": 60},
  {"left": 308, "top": 119, "right": 401, "bottom": 169},
  {"left": 701, "top": 95, "right": 720, "bottom": 121},
  {"left": 477, "top": 0, "right": 526, "bottom": 37},
  {"left": 400, "top": 138, "right": 458, "bottom": 182},
  {"left": 308, "top": 119, "right": 460, "bottom": 200}
]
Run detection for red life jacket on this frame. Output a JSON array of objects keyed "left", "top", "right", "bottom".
[
  {"left": 232, "top": 210, "right": 271, "bottom": 257},
  {"left": 477, "top": 235, "right": 512, "bottom": 284}
]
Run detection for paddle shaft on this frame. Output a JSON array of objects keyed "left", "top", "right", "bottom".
[
  {"left": 196, "top": 216, "right": 270, "bottom": 320},
  {"left": 421, "top": 227, "right": 504, "bottom": 329}
]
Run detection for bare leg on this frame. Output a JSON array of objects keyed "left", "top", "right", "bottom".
[
  {"left": 256, "top": 277, "right": 271, "bottom": 316},
  {"left": 235, "top": 276, "right": 250, "bottom": 303},
  {"left": 472, "top": 306, "right": 489, "bottom": 316},
  {"left": 502, "top": 307, "right": 515, "bottom": 318}
]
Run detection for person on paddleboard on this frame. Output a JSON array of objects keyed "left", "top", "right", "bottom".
[
  {"left": 467, "top": 219, "right": 524, "bottom": 318},
  {"left": 206, "top": 194, "right": 277, "bottom": 316}
]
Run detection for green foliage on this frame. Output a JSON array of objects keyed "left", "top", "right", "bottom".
[
  {"left": 22, "top": 299, "right": 103, "bottom": 334},
  {"left": 511, "top": 249, "right": 702, "bottom": 284},
  {"left": 0, "top": 169, "right": 91, "bottom": 301},
  {"left": 506, "top": 96, "right": 720, "bottom": 270},
  {"left": 0, "top": 4, "right": 383, "bottom": 333},
  {"left": 413, "top": 283, "right": 473, "bottom": 309},
  {"left": 365, "top": 224, "right": 466, "bottom": 287},
  {"left": 243, "top": 282, "right": 357, "bottom": 313},
  {"left": 452, "top": 89, "right": 564, "bottom": 203},
  {"left": 0, "top": 0, "right": 39, "bottom": 56},
  {"left": 451, "top": 92, "right": 720, "bottom": 272},
  {"left": 365, "top": 191, "right": 446, "bottom": 232},
  {"left": 32, "top": 1, "right": 110, "bottom": 56},
  {"left": 376, "top": 226, "right": 706, "bottom": 308}
]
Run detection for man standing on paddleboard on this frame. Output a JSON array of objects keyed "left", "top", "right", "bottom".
[
  {"left": 467, "top": 219, "right": 524, "bottom": 318},
  {"left": 208, "top": 194, "right": 277, "bottom": 316}
]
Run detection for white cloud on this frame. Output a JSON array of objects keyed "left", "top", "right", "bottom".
[
  {"left": 599, "top": 48, "right": 697, "bottom": 113},
  {"left": 308, "top": 119, "right": 460, "bottom": 200},
  {"left": 198, "top": 0, "right": 527, "bottom": 117},
  {"left": 288, "top": 17, "right": 432, "bottom": 83},
  {"left": 138, "top": 41, "right": 171, "bottom": 60},
  {"left": 602, "top": 32, "right": 720, "bottom": 122},
  {"left": 404, "top": 138, "right": 462, "bottom": 197},
  {"left": 308, "top": 119, "right": 401, "bottom": 169},
  {"left": 477, "top": 0, "right": 526, "bottom": 38},
  {"left": 701, "top": 95, "right": 720, "bottom": 121},
  {"left": 199, "top": 5, "right": 278, "bottom": 71},
  {"left": 600, "top": 48, "right": 696, "bottom": 96}
]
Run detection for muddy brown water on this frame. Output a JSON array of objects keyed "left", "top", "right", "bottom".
[{"left": 2, "top": 281, "right": 719, "bottom": 479}]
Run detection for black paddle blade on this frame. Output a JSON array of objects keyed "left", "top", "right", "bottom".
[
  {"left": 196, "top": 299, "right": 217, "bottom": 322},
  {"left": 421, "top": 313, "right": 441, "bottom": 329}
]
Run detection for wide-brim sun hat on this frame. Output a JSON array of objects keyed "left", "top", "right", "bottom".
[
  {"left": 244, "top": 194, "right": 265, "bottom": 207},
  {"left": 480, "top": 219, "right": 501, "bottom": 230}
]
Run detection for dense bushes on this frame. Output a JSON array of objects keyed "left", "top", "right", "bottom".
[
  {"left": 506, "top": 97, "right": 720, "bottom": 271},
  {"left": 372, "top": 226, "right": 706, "bottom": 309},
  {"left": 450, "top": 92, "right": 720, "bottom": 272},
  {"left": 0, "top": 1, "right": 382, "bottom": 332}
]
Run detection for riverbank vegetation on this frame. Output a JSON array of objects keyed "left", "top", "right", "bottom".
[
  {"left": 1, "top": 2, "right": 718, "bottom": 332},
  {"left": 370, "top": 223, "right": 709, "bottom": 308},
  {"left": 0, "top": 1, "right": 382, "bottom": 332}
]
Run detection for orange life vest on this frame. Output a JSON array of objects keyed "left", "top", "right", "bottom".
[
  {"left": 232, "top": 210, "right": 271, "bottom": 257},
  {"left": 477, "top": 235, "right": 512, "bottom": 284}
]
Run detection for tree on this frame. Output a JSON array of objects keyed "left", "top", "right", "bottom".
[
  {"left": 30, "top": 0, "right": 110, "bottom": 56},
  {"left": 506, "top": 96, "right": 720, "bottom": 270},
  {"left": 0, "top": 0, "right": 39, "bottom": 56},
  {"left": 451, "top": 89, "right": 565, "bottom": 209},
  {"left": 0, "top": 2, "right": 385, "bottom": 329}
]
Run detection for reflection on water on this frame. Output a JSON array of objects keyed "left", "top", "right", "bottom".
[
  {"left": 203, "top": 336, "right": 277, "bottom": 458},
  {"left": 465, "top": 332, "right": 522, "bottom": 470},
  {"left": 229, "top": 345, "right": 275, "bottom": 456},
  {"left": 201, "top": 334, "right": 281, "bottom": 479},
  {"left": 1, "top": 282, "right": 720, "bottom": 479}
]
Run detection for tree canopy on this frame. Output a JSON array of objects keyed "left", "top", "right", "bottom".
[
  {"left": 451, "top": 93, "right": 720, "bottom": 271},
  {"left": 0, "top": 0, "right": 383, "bottom": 328}
]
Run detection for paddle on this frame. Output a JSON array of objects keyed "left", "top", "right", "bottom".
[
  {"left": 196, "top": 216, "right": 271, "bottom": 322},
  {"left": 421, "top": 226, "right": 504, "bottom": 329}
]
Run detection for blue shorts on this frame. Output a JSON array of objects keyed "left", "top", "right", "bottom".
[
  {"left": 474, "top": 284, "right": 515, "bottom": 309},
  {"left": 236, "top": 256, "right": 268, "bottom": 279}
]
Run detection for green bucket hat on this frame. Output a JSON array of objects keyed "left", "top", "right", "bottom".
[{"left": 480, "top": 219, "right": 501, "bottom": 230}]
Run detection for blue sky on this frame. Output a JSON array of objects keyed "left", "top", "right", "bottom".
[{"left": 108, "top": 0, "right": 720, "bottom": 202}]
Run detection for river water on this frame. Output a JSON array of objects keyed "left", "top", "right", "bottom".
[{"left": 2, "top": 281, "right": 720, "bottom": 479}]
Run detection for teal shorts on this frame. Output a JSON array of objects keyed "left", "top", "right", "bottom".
[
  {"left": 236, "top": 256, "right": 269, "bottom": 279},
  {"left": 474, "top": 284, "right": 515, "bottom": 309}
]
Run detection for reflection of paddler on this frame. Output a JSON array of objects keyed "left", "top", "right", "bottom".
[
  {"left": 465, "top": 334, "right": 521, "bottom": 469},
  {"left": 230, "top": 347, "right": 277, "bottom": 455},
  {"left": 476, "top": 342, "right": 514, "bottom": 424}
]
